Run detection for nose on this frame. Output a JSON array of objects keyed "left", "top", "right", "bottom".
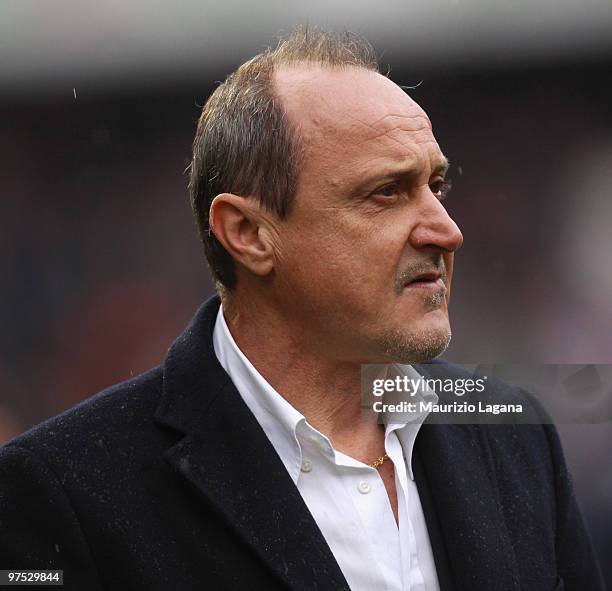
[{"left": 408, "top": 188, "right": 463, "bottom": 253}]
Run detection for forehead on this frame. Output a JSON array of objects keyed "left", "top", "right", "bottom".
[{"left": 274, "top": 65, "right": 440, "bottom": 168}]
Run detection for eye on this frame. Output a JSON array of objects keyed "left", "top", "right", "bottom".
[
  {"left": 372, "top": 182, "right": 401, "bottom": 200},
  {"left": 430, "top": 178, "right": 452, "bottom": 200}
]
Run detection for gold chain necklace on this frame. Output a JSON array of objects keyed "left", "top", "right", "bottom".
[{"left": 369, "top": 453, "right": 389, "bottom": 469}]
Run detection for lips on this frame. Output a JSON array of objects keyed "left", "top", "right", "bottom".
[
  {"left": 395, "top": 260, "right": 448, "bottom": 296},
  {"left": 408, "top": 272, "right": 441, "bottom": 284},
  {"left": 403, "top": 271, "right": 446, "bottom": 294}
]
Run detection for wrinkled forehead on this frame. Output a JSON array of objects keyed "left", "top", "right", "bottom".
[{"left": 274, "top": 65, "right": 435, "bottom": 155}]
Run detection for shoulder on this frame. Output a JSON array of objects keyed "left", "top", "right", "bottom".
[
  {"left": 0, "top": 368, "right": 170, "bottom": 578},
  {"left": 1, "top": 365, "right": 168, "bottom": 479}
]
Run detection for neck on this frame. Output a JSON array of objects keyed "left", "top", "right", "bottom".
[{"left": 222, "top": 292, "right": 384, "bottom": 458}]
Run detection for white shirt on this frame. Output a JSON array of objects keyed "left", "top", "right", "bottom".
[{"left": 213, "top": 305, "right": 441, "bottom": 591}]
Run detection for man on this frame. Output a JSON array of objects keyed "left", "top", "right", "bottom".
[{"left": 0, "top": 29, "right": 604, "bottom": 591}]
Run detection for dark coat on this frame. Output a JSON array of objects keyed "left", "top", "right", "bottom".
[{"left": 0, "top": 296, "right": 604, "bottom": 590}]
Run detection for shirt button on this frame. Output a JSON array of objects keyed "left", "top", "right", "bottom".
[
  {"left": 358, "top": 481, "right": 371, "bottom": 494},
  {"left": 301, "top": 459, "right": 313, "bottom": 473}
]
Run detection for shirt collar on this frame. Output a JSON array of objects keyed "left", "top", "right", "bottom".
[
  {"left": 380, "top": 364, "right": 438, "bottom": 479},
  {"left": 212, "top": 304, "right": 436, "bottom": 482}
]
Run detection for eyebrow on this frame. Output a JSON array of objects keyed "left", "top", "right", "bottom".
[
  {"left": 390, "top": 156, "right": 450, "bottom": 178},
  {"left": 354, "top": 155, "right": 450, "bottom": 194}
]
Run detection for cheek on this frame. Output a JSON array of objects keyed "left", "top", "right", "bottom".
[
  {"left": 277, "top": 201, "right": 408, "bottom": 293},
  {"left": 278, "top": 222, "right": 386, "bottom": 294}
]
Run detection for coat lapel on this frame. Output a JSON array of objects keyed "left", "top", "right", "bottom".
[
  {"left": 412, "top": 362, "right": 521, "bottom": 591},
  {"left": 154, "top": 296, "right": 350, "bottom": 591},
  {"left": 414, "top": 423, "right": 521, "bottom": 591}
]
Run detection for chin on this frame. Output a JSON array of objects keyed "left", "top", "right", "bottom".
[{"left": 377, "top": 314, "right": 452, "bottom": 364}]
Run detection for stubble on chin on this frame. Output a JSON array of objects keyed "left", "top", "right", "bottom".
[{"left": 378, "top": 324, "right": 452, "bottom": 364}]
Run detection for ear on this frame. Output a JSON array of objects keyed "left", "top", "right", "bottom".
[{"left": 209, "top": 193, "right": 275, "bottom": 278}]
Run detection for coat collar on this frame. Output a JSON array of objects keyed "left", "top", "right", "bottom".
[{"left": 154, "top": 295, "right": 350, "bottom": 591}]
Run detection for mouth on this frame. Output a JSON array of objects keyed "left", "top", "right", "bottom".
[
  {"left": 403, "top": 272, "right": 447, "bottom": 294},
  {"left": 395, "top": 260, "right": 449, "bottom": 297}
]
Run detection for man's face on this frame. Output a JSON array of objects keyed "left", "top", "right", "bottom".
[{"left": 269, "top": 65, "right": 463, "bottom": 364}]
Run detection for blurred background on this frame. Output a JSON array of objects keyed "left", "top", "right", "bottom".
[{"left": 1, "top": 0, "right": 611, "bottom": 583}]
